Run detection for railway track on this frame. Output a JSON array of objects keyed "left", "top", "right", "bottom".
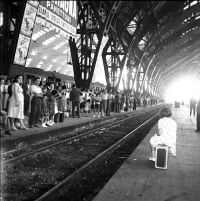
[
  {"left": 2, "top": 106, "right": 159, "bottom": 163},
  {"left": 2, "top": 108, "right": 146, "bottom": 158},
  {"left": 1, "top": 105, "right": 167, "bottom": 201}
]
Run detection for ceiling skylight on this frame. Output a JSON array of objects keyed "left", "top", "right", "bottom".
[
  {"left": 42, "top": 36, "right": 56, "bottom": 45},
  {"left": 32, "top": 30, "right": 46, "bottom": 41},
  {"left": 53, "top": 41, "right": 67, "bottom": 50}
]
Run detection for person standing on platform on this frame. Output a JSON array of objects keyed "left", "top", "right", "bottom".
[
  {"left": 23, "top": 78, "right": 32, "bottom": 116},
  {"left": 3, "top": 78, "right": 11, "bottom": 111},
  {"left": 101, "top": 89, "right": 108, "bottom": 116},
  {"left": 106, "top": 90, "right": 112, "bottom": 116},
  {"left": 0, "top": 95, "right": 12, "bottom": 136},
  {"left": 196, "top": 98, "right": 200, "bottom": 132},
  {"left": 190, "top": 97, "right": 197, "bottom": 117},
  {"left": 84, "top": 99, "right": 90, "bottom": 117},
  {"left": 93, "top": 92, "right": 101, "bottom": 117},
  {"left": 69, "top": 84, "right": 82, "bottom": 118},
  {"left": 29, "top": 77, "right": 43, "bottom": 128},
  {"left": 0, "top": 77, "right": 5, "bottom": 110},
  {"left": 8, "top": 75, "right": 28, "bottom": 130},
  {"left": 149, "top": 107, "right": 177, "bottom": 161},
  {"left": 133, "top": 96, "right": 137, "bottom": 110},
  {"left": 114, "top": 91, "right": 120, "bottom": 113},
  {"left": 120, "top": 93, "right": 125, "bottom": 112}
]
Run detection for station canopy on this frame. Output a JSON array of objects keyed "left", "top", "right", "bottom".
[{"left": 11, "top": 1, "right": 200, "bottom": 96}]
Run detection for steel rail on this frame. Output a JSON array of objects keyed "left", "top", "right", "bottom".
[
  {"left": 35, "top": 112, "right": 159, "bottom": 201},
  {"left": 2, "top": 106, "right": 159, "bottom": 165}
]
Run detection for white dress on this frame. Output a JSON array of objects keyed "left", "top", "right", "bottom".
[
  {"left": 8, "top": 83, "right": 24, "bottom": 119},
  {"left": 150, "top": 117, "right": 177, "bottom": 155}
]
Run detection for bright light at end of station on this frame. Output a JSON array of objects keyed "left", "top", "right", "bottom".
[{"left": 165, "top": 75, "right": 200, "bottom": 103}]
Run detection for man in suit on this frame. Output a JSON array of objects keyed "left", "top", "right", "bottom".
[{"left": 69, "top": 84, "right": 82, "bottom": 118}]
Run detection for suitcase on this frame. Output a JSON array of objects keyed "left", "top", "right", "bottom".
[{"left": 155, "top": 145, "right": 169, "bottom": 169}]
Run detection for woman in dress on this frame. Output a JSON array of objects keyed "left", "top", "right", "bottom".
[
  {"left": 8, "top": 75, "right": 28, "bottom": 130},
  {"left": 149, "top": 107, "right": 177, "bottom": 161},
  {"left": 0, "top": 77, "right": 5, "bottom": 110}
]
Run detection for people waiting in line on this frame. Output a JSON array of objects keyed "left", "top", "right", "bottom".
[{"left": 0, "top": 76, "right": 160, "bottom": 137}]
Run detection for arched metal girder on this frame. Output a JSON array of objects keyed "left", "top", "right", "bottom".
[
  {"left": 122, "top": 2, "right": 197, "bottom": 97},
  {"left": 102, "top": 33, "right": 127, "bottom": 92},
  {"left": 126, "top": 58, "right": 137, "bottom": 95},
  {"left": 148, "top": 64, "right": 158, "bottom": 97},
  {"left": 69, "top": 1, "right": 121, "bottom": 90},
  {"left": 130, "top": 2, "right": 200, "bottom": 89},
  {"left": 138, "top": 54, "right": 156, "bottom": 97},
  {"left": 0, "top": 1, "right": 26, "bottom": 75},
  {"left": 69, "top": 1, "right": 104, "bottom": 89}
]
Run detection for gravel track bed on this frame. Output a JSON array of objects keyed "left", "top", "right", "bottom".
[{"left": 1, "top": 108, "right": 161, "bottom": 201}]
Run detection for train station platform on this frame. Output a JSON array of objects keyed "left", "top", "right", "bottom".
[
  {"left": 0, "top": 112, "right": 119, "bottom": 152},
  {"left": 93, "top": 105, "right": 200, "bottom": 201}
]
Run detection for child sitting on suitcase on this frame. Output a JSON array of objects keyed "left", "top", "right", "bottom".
[{"left": 149, "top": 107, "right": 177, "bottom": 161}]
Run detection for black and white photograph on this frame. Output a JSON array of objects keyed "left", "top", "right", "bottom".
[{"left": 1, "top": 1, "right": 200, "bottom": 201}]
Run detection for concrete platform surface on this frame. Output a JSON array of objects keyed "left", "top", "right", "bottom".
[{"left": 93, "top": 106, "right": 200, "bottom": 201}]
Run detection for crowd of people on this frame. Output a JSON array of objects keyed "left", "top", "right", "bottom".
[{"left": 0, "top": 75, "right": 158, "bottom": 137}]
